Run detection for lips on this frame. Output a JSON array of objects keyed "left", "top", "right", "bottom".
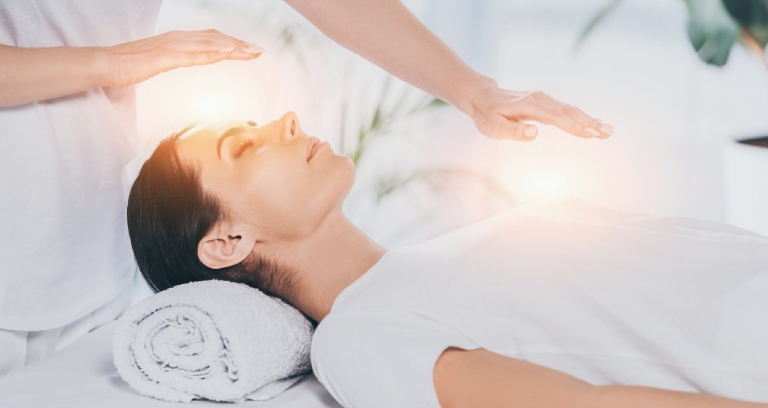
[{"left": 306, "top": 137, "right": 320, "bottom": 162}]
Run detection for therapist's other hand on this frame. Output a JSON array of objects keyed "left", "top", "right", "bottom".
[
  {"left": 466, "top": 80, "right": 613, "bottom": 142},
  {"left": 104, "top": 29, "right": 265, "bottom": 87}
]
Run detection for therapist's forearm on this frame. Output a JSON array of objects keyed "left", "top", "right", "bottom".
[
  {"left": 284, "top": 0, "right": 495, "bottom": 117},
  {"left": 0, "top": 45, "right": 110, "bottom": 108}
]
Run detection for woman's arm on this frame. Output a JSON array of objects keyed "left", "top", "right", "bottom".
[
  {"left": 434, "top": 347, "right": 768, "bottom": 408},
  {"left": 0, "top": 45, "right": 107, "bottom": 108},
  {"left": 285, "top": 0, "right": 487, "bottom": 118},
  {"left": 284, "top": 0, "right": 613, "bottom": 141},
  {"left": 0, "top": 30, "right": 263, "bottom": 108}
]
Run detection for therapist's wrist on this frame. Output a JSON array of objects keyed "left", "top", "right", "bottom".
[
  {"left": 450, "top": 74, "right": 499, "bottom": 121},
  {"left": 90, "top": 47, "right": 118, "bottom": 88}
]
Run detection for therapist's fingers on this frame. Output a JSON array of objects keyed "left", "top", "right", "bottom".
[
  {"left": 530, "top": 92, "right": 599, "bottom": 129},
  {"left": 162, "top": 30, "right": 265, "bottom": 59},
  {"left": 165, "top": 30, "right": 266, "bottom": 57},
  {"left": 509, "top": 99, "right": 596, "bottom": 139},
  {"left": 468, "top": 87, "right": 613, "bottom": 141},
  {"left": 167, "top": 50, "right": 235, "bottom": 68},
  {"left": 106, "top": 29, "right": 265, "bottom": 87},
  {"left": 530, "top": 92, "right": 612, "bottom": 138},
  {"left": 476, "top": 113, "right": 538, "bottom": 142},
  {"left": 191, "top": 29, "right": 266, "bottom": 55},
  {"left": 170, "top": 41, "right": 262, "bottom": 60},
  {"left": 153, "top": 50, "right": 249, "bottom": 71}
]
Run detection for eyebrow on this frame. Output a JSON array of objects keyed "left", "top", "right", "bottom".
[
  {"left": 170, "top": 123, "right": 198, "bottom": 142},
  {"left": 216, "top": 127, "right": 247, "bottom": 160}
]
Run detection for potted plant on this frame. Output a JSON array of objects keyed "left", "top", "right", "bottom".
[{"left": 578, "top": 0, "right": 768, "bottom": 235}]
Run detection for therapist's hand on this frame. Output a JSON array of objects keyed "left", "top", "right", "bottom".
[
  {"left": 464, "top": 79, "right": 614, "bottom": 142},
  {"left": 104, "top": 29, "right": 265, "bottom": 87}
]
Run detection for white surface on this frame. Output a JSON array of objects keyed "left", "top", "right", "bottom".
[
  {"left": 0, "top": 320, "right": 341, "bottom": 408},
  {"left": 724, "top": 140, "right": 768, "bottom": 237},
  {"left": 312, "top": 200, "right": 768, "bottom": 408}
]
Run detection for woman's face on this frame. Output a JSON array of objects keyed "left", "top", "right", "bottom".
[{"left": 176, "top": 111, "right": 355, "bottom": 241}]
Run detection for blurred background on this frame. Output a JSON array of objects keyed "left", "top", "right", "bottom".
[{"left": 133, "top": 0, "right": 768, "bottom": 253}]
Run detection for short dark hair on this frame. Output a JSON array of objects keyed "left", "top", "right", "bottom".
[{"left": 126, "top": 127, "right": 303, "bottom": 312}]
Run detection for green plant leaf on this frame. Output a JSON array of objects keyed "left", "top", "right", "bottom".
[
  {"left": 683, "top": 0, "right": 740, "bottom": 66},
  {"left": 574, "top": 0, "right": 625, "bottom": 53},
  {"left": 722, "top": 0, "right": 768, "bottom": 47},
  {"left": 426, "top": 97, "right": 448, "bottom": 108}
]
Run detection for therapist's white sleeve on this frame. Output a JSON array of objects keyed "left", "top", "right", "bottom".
[{"left": 310, "top": 309, "right": 481, "bottom": 408}]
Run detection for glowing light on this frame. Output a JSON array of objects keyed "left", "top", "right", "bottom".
[
  {"left": 194, "top": 95, "right": 229, "bottom": 121},
  {"left": 532, "top": 173, "right": 562, "bottom": 195},
  {"left": 490, "top": 151, "right": 580, "bottom": 205},
  {"left": 521, "top": 171, "right": 567, "bottom": 200}
]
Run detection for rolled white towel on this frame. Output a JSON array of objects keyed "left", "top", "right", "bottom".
[{"left": 112, "top": 279, "right": 314, "bottom": 403}]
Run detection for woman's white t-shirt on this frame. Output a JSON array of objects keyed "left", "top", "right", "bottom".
[
  {"left": 0, "top": 0, "right": 163, "bottom": 330},
  {"left": 310, "top": 201, "right": 768, "bottom": 408}
]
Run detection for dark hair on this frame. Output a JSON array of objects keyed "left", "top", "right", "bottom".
[{"left": 126, "top": 127, "right": 302, "bottom": 310}]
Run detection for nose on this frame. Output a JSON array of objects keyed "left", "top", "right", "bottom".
[{"left": 279, "top": 111, "right": 300, "bottom": 142}]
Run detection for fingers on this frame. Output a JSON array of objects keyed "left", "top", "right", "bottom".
[
  {"left": 515, "top": 102, "right": 596, "bottom": 139},
  {"left": 471, "top": 88, "right": 615, "bottom": 142},
  {"left": 180, "top": 43, "right": 261, "bottom": 60},
  {"left": 173, "top": 50, "right": 238, "bottom": 68},
  {"left": 171, "top": 41, "right": 260, "bottom": 59},
  {"left": 530, "top": 92, "right": 613, "bottom": 139},
  {"left": 107, "top": 29, "right": 267, "bottom": 87},
  {"left": 192, "top": 29, "right": 266, "bottom": 55},
  {"left": 532, "top": 91, "right": 598, "bottom": 129},
  {"left": 486, "top": 115, "right": 539, "bottom": 142},
  {"left": 163, "top": 29, "right": 265, "bottom": 61}
]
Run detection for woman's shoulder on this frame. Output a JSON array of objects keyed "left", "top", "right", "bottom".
[{"left": 311, "top": 308, "right": 477, "bottom": 357}]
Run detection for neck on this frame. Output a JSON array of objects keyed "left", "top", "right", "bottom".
[{"left": 269, "top": 207, "right": 387, "bottom": 323}]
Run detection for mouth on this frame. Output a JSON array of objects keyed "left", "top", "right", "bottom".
[
  {"left": 307, "top": 137, "right": 326, "bottom": 162},
  {"left": 306, "top": 137, "right": 318, "bottom": 162}
]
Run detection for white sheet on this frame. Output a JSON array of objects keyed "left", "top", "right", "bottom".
[{"left": 0, "top": 320, "right": 342, "bottom": 408}]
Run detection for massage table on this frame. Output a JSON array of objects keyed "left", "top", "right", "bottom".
[{"left": 0, "top": 320, "right": 343, "bottom": 408}]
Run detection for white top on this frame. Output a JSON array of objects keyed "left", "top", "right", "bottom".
[
  {"left": 0, "top": 0, "right": 163, "bottom": 330},
  {"left": 311, "top": 200, "right": 768, "bottom": 408}
]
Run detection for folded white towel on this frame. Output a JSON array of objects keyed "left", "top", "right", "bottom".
[{"left": 112, "top": 279, "right": 314, "bottom": 403}]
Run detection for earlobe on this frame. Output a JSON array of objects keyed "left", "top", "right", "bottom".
[{"left": 197, "top": 225, "right": 256, "bottom": 269}]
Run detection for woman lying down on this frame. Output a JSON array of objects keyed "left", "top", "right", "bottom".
[{"left": 126, "top": 111, "right": 768, "bottom": 408}]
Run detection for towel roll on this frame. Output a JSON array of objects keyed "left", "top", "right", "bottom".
[{"left": 112, "top": 279, "right": 314, "bottom": 403}]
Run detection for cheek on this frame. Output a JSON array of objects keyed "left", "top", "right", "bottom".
[
  {"left": 231, "top": 155, "right": 353, "bottom": 237},
  {"left": 236, "top": 159, "right": 318, "bottom": 230}
]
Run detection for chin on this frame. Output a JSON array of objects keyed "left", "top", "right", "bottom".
[{"left": 338, "top": 157, "right": 357, "bottom": 197}]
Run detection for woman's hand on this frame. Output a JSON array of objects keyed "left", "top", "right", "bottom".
[
  {"left": 105, "top": 29, "right": 265, "bottom": 87},
  {"left": 465, "top": 80, "right": 614, "bottom": 142},
  {"left": 0, "top": 29, "right": 265, "bottom": 107}
]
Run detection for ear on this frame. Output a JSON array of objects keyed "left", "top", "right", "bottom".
[{"left": 197, "top": 221, "right": 257, "bottom": 270}]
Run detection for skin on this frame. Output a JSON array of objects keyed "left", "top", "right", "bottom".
[
  {"left": 178, "top": 112, "right": 768, "bottom": 408},
  {"left": 435, "top": 347, "right": 768, "bottom": 408},
  {"left": 176, "top": 111, "right": 387, "bottom": 323},
  {"left": 0, "top": 29, "right": 264, "bottom": 108}
]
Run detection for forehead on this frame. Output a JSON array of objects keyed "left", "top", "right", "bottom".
[
  {"left": 177, "top": 120, "right": 250, "bottom": 153},
  {"left": 179, "top": 120, "right": 245, "bottom": 143}
]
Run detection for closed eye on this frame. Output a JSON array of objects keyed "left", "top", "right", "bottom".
[{"left": 233, "top": 139, "right": 255, "bottom": 158}]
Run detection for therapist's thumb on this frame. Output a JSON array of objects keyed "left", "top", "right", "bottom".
[{"left": 485, "top": 115, "right": 538, "bottom": 142}]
